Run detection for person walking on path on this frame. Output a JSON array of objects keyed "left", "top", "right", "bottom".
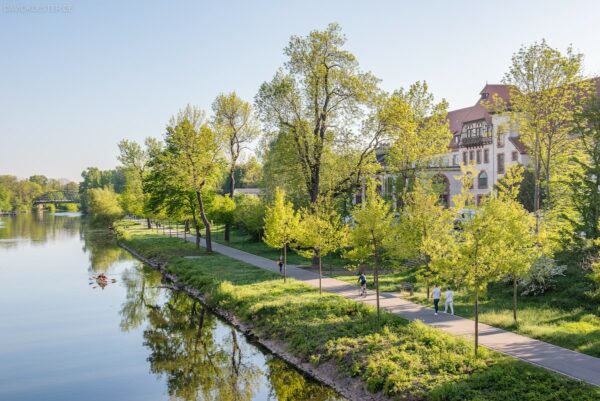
[
  {"left": 444, "top": 286, "right": 454, "bottom": 315},
  {"left": 432, "top": 284, "right": 441, "bottom": 315},
  {"left": 358, "top": 272, "right": 367, "bottom": 297},
  {"left": 277, "top": 256, "right": 283, "bottom": 274}
]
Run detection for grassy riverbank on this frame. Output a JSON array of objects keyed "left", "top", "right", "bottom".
[{"left": 115, "top": 221, "right": 600, "bottom": 401}]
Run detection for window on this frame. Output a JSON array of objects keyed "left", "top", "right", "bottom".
[
  {"left": 512, "top": 151, "right": 518, "bottom": 162},
  {"left": 452, "top": 154, "right": 458, "bottom": 166},
  {"left": 484, "top": 149, "right": 489, "bottom": 163},
  {"left": 498, "top": 153, "right": 505, "bottom": 174},
  {"left": 497, "top": 133, "right": 505, "bottom": 147},
  {"left": 469, "top": 150, "right": 474, "bottom": 162},
  {"left": 478, "top": 171, "right": 488, "bottom": 189},
  {"left": 463, "top": 152, "right": 467, "bottom": 165},
  {"left": 476, "top": 149, "right": 482, "bottom": 164}
]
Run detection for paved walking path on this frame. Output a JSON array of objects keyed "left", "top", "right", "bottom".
[{"left": 150, "top": 223, "right": 600, "bottom": 387}]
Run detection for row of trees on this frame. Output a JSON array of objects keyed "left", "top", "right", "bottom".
[
  {"left": 0, "top": 174, "right": 78, "bottom": 212},
  {"left": 81, "top": 24, "right": 600, "bottom": 354}
]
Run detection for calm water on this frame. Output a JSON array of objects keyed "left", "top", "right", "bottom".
[{"left": 0, "top": 213, "right": 344, "bottom": 401}]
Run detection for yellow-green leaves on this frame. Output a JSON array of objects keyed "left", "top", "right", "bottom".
[
  {"left": 294, "top": 195, "right": 348, "bottom": 260},
  {"left": 263, "top": 188, "right": 300, "bottom": 250},
  {"left": 346, "top": 184, "right": 395, "bottom": 264}
]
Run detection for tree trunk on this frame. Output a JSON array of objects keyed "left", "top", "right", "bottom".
[
  {"left": 194, "top": 219, "right": 201, "bottom": 249},
  {"left": 283, "top": 243, "right": 287, "bottom": 283},
  {"left": 513, "top": 275, "right": 518, "bottom": 323},
  {"left": 374, "top": 251, "right": 380, "bottom": 321},
  {"left": 225, "top": 167, "right": 235, "bottom": 242},
  {"left": 475, "top": 288, "right": 479, "bottom": 357},
  {"left": 318, "top": 252, "right": 322, "bottom": 295},
  {"left": 195, "top": 190, "right": 212, "bottom": 253},
  {"left": 146, "top": 217, "right": 151, "bottom": 229},
  {"left": 533, "top": 134, "right": 541, "bottom": 233}
]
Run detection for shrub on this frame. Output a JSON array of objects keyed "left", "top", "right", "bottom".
[
  {"left": 233, "top": 194, "right": 265, "bottom": 240},
  {"left": 519, "top": 255, "right": 567, "bottom": 296},
  {"left": 87, "top": 187, "right": 124, "bottom": 227}
]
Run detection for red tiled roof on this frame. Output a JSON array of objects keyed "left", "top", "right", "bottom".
[{"left": 447, "top": 84, "right": 511, "bottom": 135}]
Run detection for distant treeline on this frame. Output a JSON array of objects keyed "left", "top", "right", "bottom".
[{"left": 0, "top": 175, "right": 79, "bottom": 212}]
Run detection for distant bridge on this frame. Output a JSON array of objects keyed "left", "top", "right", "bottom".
[{"left": 32, "top": 190, "right": 81, "bottom": 205}]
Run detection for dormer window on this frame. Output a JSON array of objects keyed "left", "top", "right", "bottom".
[{"left": 481, "top": 92, "right": 489, "bottom": 100}]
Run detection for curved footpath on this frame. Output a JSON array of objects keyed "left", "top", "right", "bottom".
[{"left": 164, "top": 228, "right": 600, "bottom": 388}]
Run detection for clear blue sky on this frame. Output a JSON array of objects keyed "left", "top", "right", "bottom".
[{"left": 1, "top": 0, "right": 599, "bottom": 181}]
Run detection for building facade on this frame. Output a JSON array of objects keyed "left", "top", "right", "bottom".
[{"left": 371, "top": 84, "right": 530, "bottom": 208}]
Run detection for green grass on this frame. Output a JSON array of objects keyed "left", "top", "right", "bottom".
[
  {"left": 115, "top": 221, "right": 600, "bottom": 401},
  {"left": 335, "top": 261, "right": 600, "bottom": 358}
]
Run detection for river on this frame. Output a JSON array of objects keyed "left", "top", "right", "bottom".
[{"left": 0, "top": 213, "right": 345, "bottom": 401}]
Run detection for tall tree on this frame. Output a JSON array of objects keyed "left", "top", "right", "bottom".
[
  {"left": 163, "top": 106, "right": 224, "bottom": 253},
  {"left": 263, "top": 188, "right": 300, "bottom": 282},
  {"left": 256, "top": 23, "right": 381, "bottom": 205},
  {"left": 502, "top": 40, "right": 593, "bottom": 230},
  {"left": 394, "top": 179, "right": 455, "bottom": 298},
  {"left": 117, "top": 138, "right": 158, "bottom": 227},
  {"left": 212, "top": 93, "right": 260, "bottom": 241},
  {"left": 346, "top": 183, "right": 396, "bottom": 320},
  {"left": 294, "top": 195, "right": 348, "bottom": 294}
]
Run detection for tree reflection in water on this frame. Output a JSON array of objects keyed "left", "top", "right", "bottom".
[
  {"left": 119, "top": 263, "right": 162, "bottom": 332},
  {"left": 80, "top": 222, "right": 131, "bottom": 272},
  {"left": 118, "top": 265, "right": 345, "bottom": 401},
  {"left": 142, "top": 292, "right": 262, "bottom": 401},
  {"left": 266, "top": 358, "right": 342, "bottom": 401}
]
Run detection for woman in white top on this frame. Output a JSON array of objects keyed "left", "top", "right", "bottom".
[{"left": 444, "top": 286, "right": 454, "bottom": 315}]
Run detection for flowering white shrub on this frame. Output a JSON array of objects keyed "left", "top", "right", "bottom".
[{"left": 519, "top": 255, "right": 567, "bottom": 296}]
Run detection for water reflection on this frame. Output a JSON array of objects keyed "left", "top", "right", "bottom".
[
  {"left": 0, "top": 212, "right": 80, "bottom": 248},
  {"left": 120, "top": 267, "right": 344, "bottom": 401},
  {"left": 80, "top": 222, "right": 132, "bottom": 272},
  {"left": 0, "top": 214, "right": 345, "bottom": 401}
]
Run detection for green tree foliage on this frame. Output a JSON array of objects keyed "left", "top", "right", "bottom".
[
  {"left": 256, "top": 23, "right": 382, "bottom": 205},
  {"left": 162, "top": 105, "right": 224, "bottom": 253},
  {"left": 86, "top": 187, "right": 124, "bottom": 227},
  {"left": 236, "top": 157, "right": 262, "bottom": 188},
  {"left": 394, "top": 179, "right": 454, "bottom": 298},
  {"left": 570, "top": 95, "right": 600, "bottom": 240},
  {"left": 117, "top": 138, "right": 159, "bottom": 227},
  {"left": 501, "top": 39, "right": 593, "bottom": 232},
  {"left": 208, "top": 194, "right": 236, "bottom": 229},
  {"left": 233, "top": 194, "right": 265, "bottom": 240},
  {"left": 346, "top": 184, "right": 396, "bottom": 319},
  {"left": 0, "top": 184, "right": 12, "bottom": 211},
  {"left": 79, "top": 167, "right": 126, "bottom": 212},
  {"left": 263, "top": 188, "right": 300, "bottom": 282},
  {"left": 295, "top": 195, "right": 348, "bottom": 294},
  {"left": 376, "top": 82, "right": 452, "bottom": 198},
  {"left": 212, "top": 92, "right": 259, "bottom": 241}
]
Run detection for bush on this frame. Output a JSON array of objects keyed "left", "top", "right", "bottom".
[
  {"left": 87, "top": 187, "right": 124, "bottom": 227},
  {"left": 233, "top": 194, "right": 265, "bottom": 240},
  {"left": 519, "top": 255, "right": 567, "bottom": 296}
]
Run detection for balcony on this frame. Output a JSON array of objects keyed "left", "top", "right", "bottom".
[{"left": 460, "top": 135, "right": 492, "bottom": 147}]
